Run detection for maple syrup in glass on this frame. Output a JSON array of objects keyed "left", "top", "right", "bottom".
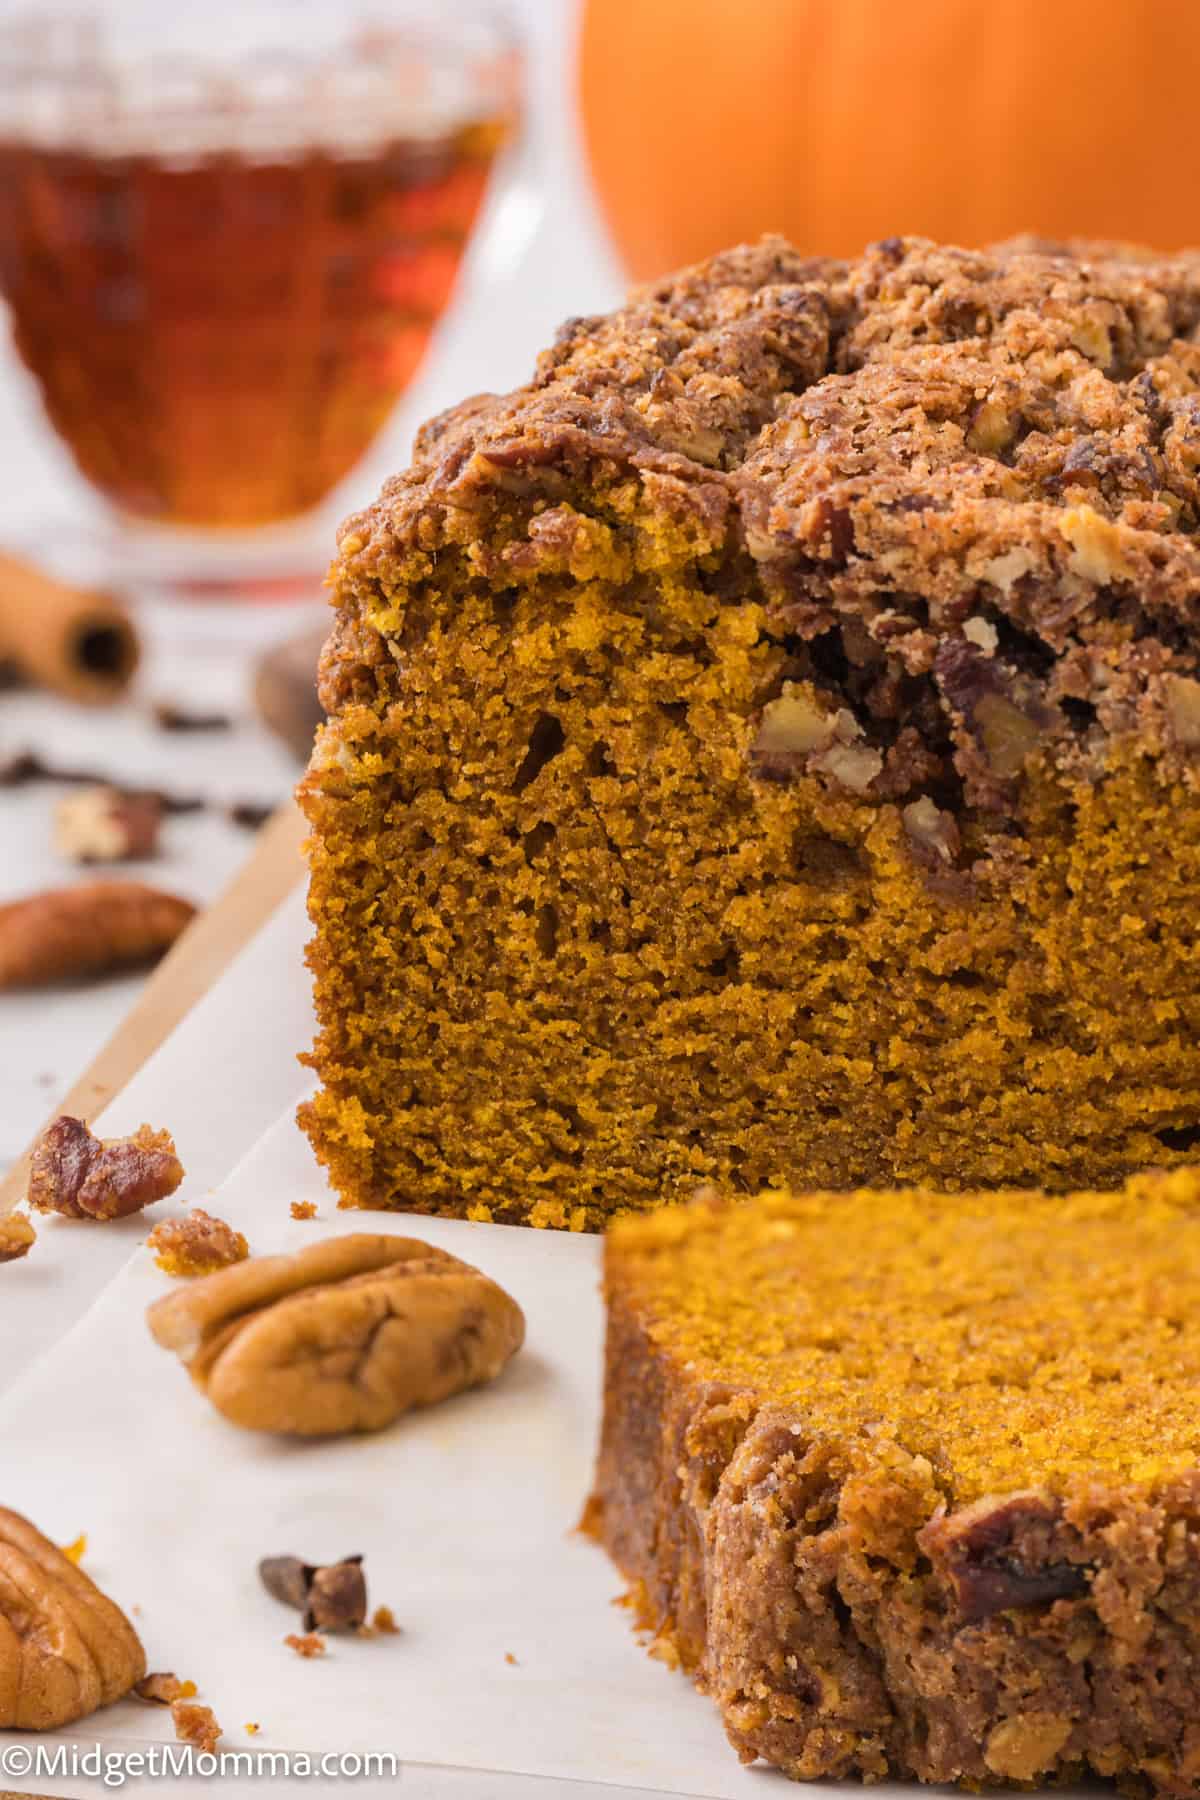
[{"left": 0, "top": 6, "right": 520, "bottom": 591}]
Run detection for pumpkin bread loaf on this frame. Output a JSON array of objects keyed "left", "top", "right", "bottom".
[
  {"left": 586, "top": 1171, "right": 1200, "bottom": 1791},
  {"left": 300, "top": 235, "right": 1200, "bottom": 1226}
]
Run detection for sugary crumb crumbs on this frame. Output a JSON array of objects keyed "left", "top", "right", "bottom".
[
  {"left": 61, "top": 1533, "right": 86, "bottom": 1565},
  {"left": 135, "top": 1672, "right": 197, "bottom": 1706},
  {"left": 290, "top": 1201, "right": 318, "bottom": 1220},
  {"left": 171, "top": 1699, "right": 222, "bottom": 1754},
  {"left": 148, "top": 1208, "right": 249, "bottom": 1277},
  {"left": 285, "top": 1632, "right": 326, "bottom": 1659}
]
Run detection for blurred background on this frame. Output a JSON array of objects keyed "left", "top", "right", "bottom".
[{"left": 0, "top": 0, "right": 1194, "bottom": 1165}]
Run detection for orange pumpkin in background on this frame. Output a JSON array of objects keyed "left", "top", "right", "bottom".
[{"left": 578, "top": 0, "right": 1200, "bottom": 278}]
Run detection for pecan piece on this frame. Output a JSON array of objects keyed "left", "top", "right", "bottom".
[
  {"left": 0, "top": 881, "right": 194, "bottom": 989},
  {"left": 0, "top": 1507, "right": 145, "bottom": 1728},
  {"left": 922, "top": 1493, "right": 1091, "bottom": 1622},
  {"left": 1165, "top": 673, "right": 1200, "bottom": 751},
  {"left": 750, "top": 685, "right": 835, "bottom": 761},
  {"left": 146, "top": 1233, "right": 526, "bottom": 1436},
  {"left": 985, "top": 1713, "right": 1072, "bottom": 1781},
  {"left": 29, "top": 1116, "right": 184, "bottom": 1222},
  {"left": 54, "top": 787, "right": 163, "bottom": 864}
]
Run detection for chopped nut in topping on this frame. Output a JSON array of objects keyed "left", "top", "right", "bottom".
[
  {"left": 370, "top": 1605, "right": 399, "bottom": 1635},
  {"left": 136, "top": 1671, "right": 197, "bottom": 1706},
  {"left": 290, "top": 1200, "right": 317, "bottom": 1221},
  {"left": 902, "top": 797, "right": 959, "bottom": 864},
  {"left": 984, "top": 1712, "right": 1072, "bottom": 1782},
  {"left": 55, "top": 787, "right": 163, "bottom": 864},
  {"left": 962, "top": 615, "right": 999, "bottom": 655},
  {"left": 171, "top": 1699, "right": 222, "bottom": 1754},
  {"left": 147, "top": 1233, "right": 525, "bottom": 1437},
  {"left": 1059, "top": 503, "right": 1133, "bottom": 583},
  {"left": 259, "top": 1554, "right": 367, "bottom": 1633},
  {"left": 966, "top": 399, "right": 1015, "bottom": 456},
  {"left": 1069, "top": 315, "right": 1114, "bottom": 367},
  {"left": 0, "top": 1211, "right": 36, "bottom": 1263},
  {"left": 980, "top": 546, "right": 1036, "bottom": 593},
  {"left": 1165, "top": 673, "right": 1200, "bottom": 751},
  {"left": 810, "top": 742, "right": 883, "bottom": 794},
  {"left": 29, "top": 1115, "right": 184, "bottom": 1222},
  {"left": 751, "top": 685, "right": 834, "bottom": 758},
  {"left": 148, "top": 1209, "right": 248, "bottom": 1277},
  {"left": 974, "top": 693, "right": 1044, "bottom": 780},
  {"left": 285, "top": 1632, "right": 326, "bottom": 1659}
]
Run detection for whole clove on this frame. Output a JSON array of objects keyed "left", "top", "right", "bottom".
[
  {"left": 228, "top": 800, "right": 274, "bottom": 831},
  {"left": 152, "top": 702, "right": 234, "bottom": 733},
  {"left": 0, "top": 744, "right": 273, "bottom": 822},
  {"left": 0, "top": 750, "right": 100, "bottom": 788},
  {"left": 258, "top": 1554, "right": 367, "bottom": 1633}
]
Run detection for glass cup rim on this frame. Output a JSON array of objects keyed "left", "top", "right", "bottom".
[
  {"left": 0, "top": 0, "right": 519, "bottom": 66},
  {"left": 0, "top": 1, "right": 521, "bottom": 150}
]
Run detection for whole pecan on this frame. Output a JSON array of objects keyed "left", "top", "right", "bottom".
[
  {"left": 0, "top": 1507, "right": 145, "bottom": 1728},
  {"left": 0, "top": 881, "right": 194, "bottom": 989},
  {"left": 146, "top": 1234, "right": 526, "bottom": 1436}
]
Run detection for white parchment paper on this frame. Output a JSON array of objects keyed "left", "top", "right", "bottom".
[{"left": 0, "top": 1105, "right": 784, "bottom": 1800}]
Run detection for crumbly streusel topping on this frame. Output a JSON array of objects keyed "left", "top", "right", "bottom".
[{"left": 330, "top": 235, "right": 1200, "bottom": 815}]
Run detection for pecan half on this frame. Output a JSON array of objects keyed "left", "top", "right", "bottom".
[
  {"left": 146, "top": 1233, "right": 526, "bottom": 1436},
  {"left": 28, "top": 1116, "right": 184, "bottom": 1222},
  {"left": 0, "top": 881, "right": 195, "bottom": 989},
  {"left": 0, "top": 1507, "right": 145, "bottom": 1728}
]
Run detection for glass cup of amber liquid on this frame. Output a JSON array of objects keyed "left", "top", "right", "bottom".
[{"left": 0, "top": 4, "right": 521, "bottom": 598}]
